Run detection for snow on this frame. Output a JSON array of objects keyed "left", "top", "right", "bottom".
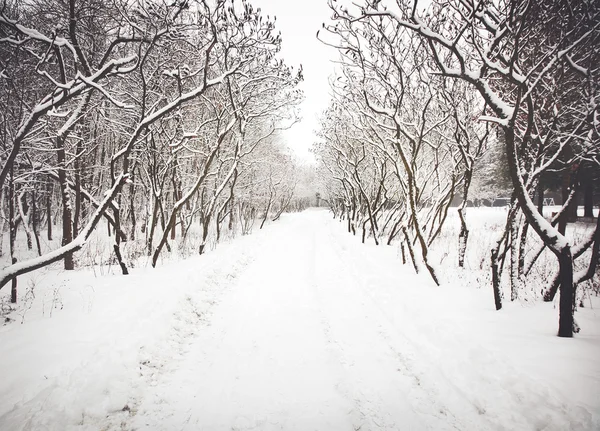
[{"left": 1, "top": 209, "right": 599, "bottom": 430}]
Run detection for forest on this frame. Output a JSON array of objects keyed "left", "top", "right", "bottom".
[
  {"left": 0, "top": 0, "right": 310, "bottom": 299},
  {"left": 0, "top": 0, "right": 599, "bottom": 338},
  {"left": 314, "top": 0, "right": 600, "bottom": 338}
]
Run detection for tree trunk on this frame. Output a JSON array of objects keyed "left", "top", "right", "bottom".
[
  {"left": 260, "top": 198, "right": 272, "bottom": 230},
  {"left": 147, "top": 194, "right": 160, "bottom": 256},
  {"left": 490, "top": 223, "right": 509, "bottom": 312},
  {"left": 170, "top": 207, "right": 177, "bottom": 240},
  {"left": 387, "top": 217, "right": 402, "bottom": 245},
  {"left": 199, "top": 214, "right": 212, "bottom": 255},
  {"left": 9, "top": 169, "right": 16, "bottom": 302},
  {"left": 130, "top": 173, "right": 136, "bottom": 241},
  {"left": 0, "top": 189, "right": 5, "bottom": 257},
  {"left": 457, "top": 206, "right": 469, "bottom": 268},
  {"left": 491, "top": 244, "right": 503, "bottom": 311},
  {"left": 17, "top": 192, "right": 33, "bottom": 251},
  {"left": 11, "top": 257, "right": 17, "bottom": 304},
  {"left": 32, "top": 190, "right": 42, "bottom": 256},
  {"left": 228, "top": 186, "right": 235, "bottom": 231},
  {"left": 583, "top": 171, "right": 594, "bottom": 218},
  {"left": 46, "top": 178, "right": 53, "bottom": 241},
  {"left": 402, "top": 226, "right": 419, "bottom": 275},
  {"left": 518, "top": 220, "right": 529, "bottom": 277},
  {"left": 73, "top": 139, "right": 82, "bottom": 238},
  {"left": 510, "top": 213, "right": 520, "bottom": 301},
  {"left": 400, "top": 241, "right": 406, "bottom": 264},
  {"left": 113, "top": 202, "right": 128, "bottom": 275},
  {"left": 557, "top": 248, "right": 575, "bottom": 337},
  {"left": 57, "top": 135, "right": 75, "bottom": 270},
  {"left": 537, "top": 177, "right": 544, "bottom": 215}
]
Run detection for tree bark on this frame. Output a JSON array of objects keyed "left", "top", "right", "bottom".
[
  {"left": 32, "top": 190, "right": 42, "bottom": 256},
  {"left": 73, "top": 138, "right": 82, "bottom": 238},
  {"left": 9, "top": 169, "right": 16, "bottom": 302},
  {"left": 557, "top": 248, "right": 575, "bottom": 337},
  {"left": 510, "top": 212, "right": 520, "bottom": 301},
  {"left": 582, "top": 168, "right": 594, "bottom": 218},
  {"left": 57, "top": 134, "right": 75, "bottom": 270},
  {"left": 537, "top": 176, "right": 544, "bottom": 215},
  {"left": 11, "top": 258, "right": 17, "bottom": 304},
  {"left": 46, "top": 178, "right": 53, "bottom": 241}
]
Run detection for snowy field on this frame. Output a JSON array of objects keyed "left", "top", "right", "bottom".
[{"left": 0, "top": 208, "right": 599, "bottom": 430}]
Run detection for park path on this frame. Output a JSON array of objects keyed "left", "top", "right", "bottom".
[
  {"left": 126, "top": 209, "right": 595, "bottom": 431},
  {"left": 130, "top": 210, "right": 480, "bottom": 431}
]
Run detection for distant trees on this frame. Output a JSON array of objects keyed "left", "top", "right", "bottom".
[
  {"left": 317, "top": 0, "right": 599, "bottom": 337},
  {"left": 0, "top": 0, "right": 305, "bottom": 294}
]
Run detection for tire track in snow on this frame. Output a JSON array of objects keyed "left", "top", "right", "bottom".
[
  {"left": 321, "top": 215, "right": 594, "bottom": 431},
  {"left": 312, "top": 219, "right": 482, "bottom": 431}
]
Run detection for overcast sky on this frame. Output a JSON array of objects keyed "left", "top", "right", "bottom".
[{"left": 252, "top": 0, "right": 335, "bottom": 164}]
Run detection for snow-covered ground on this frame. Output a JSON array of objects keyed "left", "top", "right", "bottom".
[{"left": 0, "top": 209, "right": 599, "bottom": 430}]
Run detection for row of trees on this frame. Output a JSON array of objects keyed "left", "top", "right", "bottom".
[
  {"left": 0, "top": 0, "right": 306, "bottom": 297},
  {"left": 315, "top": 0, "right": 600, "bottom": 337}
]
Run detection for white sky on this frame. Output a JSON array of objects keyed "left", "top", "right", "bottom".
[{"left": 252, "top": 0, "right": 336, "bottom": 164}]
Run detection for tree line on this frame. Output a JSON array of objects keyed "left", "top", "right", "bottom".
[
  {"left": 0, "top": 0, "right": 308, "bottom": 299},
  {"left": 315, "top": 0, "right": 600, "bottom": 337}
]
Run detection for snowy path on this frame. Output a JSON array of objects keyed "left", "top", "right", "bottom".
[
  {"left": 127, "top": 210, "right": 598, "bottom": 431},
  {"left": 132, "top": 211, "right": 458, "bottom": 431},
  {"left": 1, "top": 210, "right": 598, "bottom": 431}
]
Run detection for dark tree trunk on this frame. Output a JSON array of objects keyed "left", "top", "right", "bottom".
[
  {"left": 260, "top": 198, "right": 272, "bottom": 230},
  {"left": 228, "top": 169, "right": 238, "bottom": 231},
  {"left": 402, "top": 227, "right": 419, "bottom": 275},
  {"left": 18, "top": 193, "right": 32, "bottom": 251},
  {"left": 583, "top": 172, "right": 594, "bottom": 218},
  {"left": 491, "top": 244, "right": 503, "bottom": 311},
  {"left": 170, "top": 207, "right": 177, "bottom": 241},
  {"left": 57, "top": 136, "right": 74, "bottom": 270},
  {"left": 46, "top": 178, "right": 53, "bottom": 241},
  {"left": 73, "top": 139, "right": 82, "bottom": 238},
  {"left": 129, "top": 169, "right": 136, "bottom": 241},
  {"left": 558, "top": 169, "right": 572, "bottom": 234},
  {"left": 537, "top": 176, "right": 544, "bottom": 215},
  {"left": 387, "top": 217, "right": 402, "bottom": 245},
  {"left": 11, "top": 257, "right": 17, "bottom": 304},
  {"left": 510, "top": 214, "right": 520, "bottom": 301},
  {"left": 457, "top": 205, "right": 469, "bottom": 268},
  {"left": 518, "top": 220, "right": 529, "bottom": 276},
  {"left": 171, "top": 170, "right": 181, "bottom": 241},
  {"left": 347, "top": 206, "right": 351, "bottom": 233},
  {"left": 0, "top": 189, "right": 4, "bottom": 257},
  {"left": 199, "top": 215, "right": 211, "bottom": 255},
  {"left": 400, "top": 241, "right": 406, "bottom": 264},
  {"left": 113, "top": 243, "right": 128, "bottom": 275},
  {"left": 9, "top": 169, "right": 16, "bottom": 303},
  {"left": 147, "top": 195, "right": 159, "bottom": 256},
  {"left": 557, "top": 248, "right": 575, "bottom": 337},
  {"left": 32, "top": 190, "right": 42, "bottom": 256},
  {"left": 113, "top": 202, "right": 128, "bottom": 275}
]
